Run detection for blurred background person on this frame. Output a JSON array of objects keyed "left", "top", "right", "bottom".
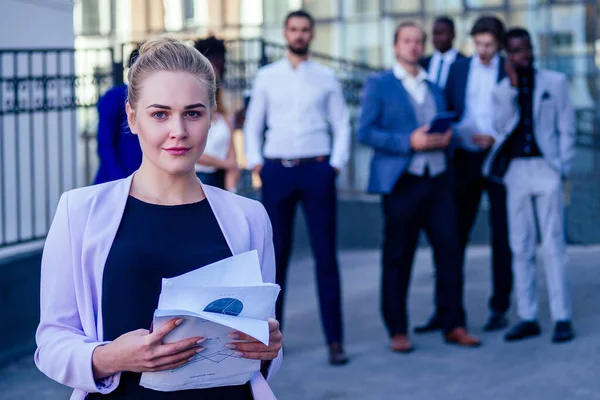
[
  {"left": 415, "top": 15, "right": 513, "bottom": 334},
  {"left": 94, "top": 48, "right": 141, "bottom": 184},
  {"left": 485, "top": 28, "right": 575, "bottom": 343},
  {"left": 244, "top": 10, "right": 351, "bottom": 365},
  {"left": 358, "top": 22, "right": 481, "bottom": 353},
  {"left": 419, "top": 16, "right": 466, "bottom": 89},
  {"left": 194, "top": 36, "right": 240, "bottom": 191}
]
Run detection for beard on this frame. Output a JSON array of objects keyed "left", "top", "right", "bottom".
[{"left": 288, "top": 43, "right": 309, "bottom": 56}]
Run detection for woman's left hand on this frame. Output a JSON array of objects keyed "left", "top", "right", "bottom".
[{"left": 226, "top": 318, "right": 282, "bottom": 361}]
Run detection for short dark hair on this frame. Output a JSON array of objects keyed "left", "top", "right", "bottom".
[
  {"left": 434, "top": 16, "right": 455, "bottom": 34},
  {"left": 504, "top": 27, "right": 532, "bottom": 49},
  {"left": 394, "top": 21, "right": 426, "bottom": 44},
  {"left": 194, "top": 35, "right": 227, "bottom": 59},
  {"left": 470, "top": 15, "right": 506, "bottom": 46},
  {"left": 284, "top": 10, "right": 314, "bottom": 29},
  {"left": 128, "top": 48, "right": 140, "bottom": 68}
]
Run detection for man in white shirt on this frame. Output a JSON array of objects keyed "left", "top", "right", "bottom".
[
  {"left": 244, "top": 10, "right": 351, "bottom": 365},
  {"left": 416, "top": 16, "right": 513, "bottom": 335},
  {"left": 419, "top": 16, "right": 466, "bottom": 89}
]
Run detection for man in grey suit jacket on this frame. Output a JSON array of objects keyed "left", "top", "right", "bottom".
[{"left": 484, "top": 28, "right": 576, "bottom": 343}]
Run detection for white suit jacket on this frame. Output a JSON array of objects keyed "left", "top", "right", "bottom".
[
  {"left": 34, "top": 174, "right": 281, "bottom": 399},
  {"left": 483, "top": 69, "right": 576, "bottom": 178}
]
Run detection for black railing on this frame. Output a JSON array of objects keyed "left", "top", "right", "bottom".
[
  {"left": 0, "top": 47, "right": 115, "bottom": 248},
  {"left": 2, "top": 39, "right": 600, "bottom": 248},
  {"left": 0, "top": 40, "right": 380, "bottom": 248}
]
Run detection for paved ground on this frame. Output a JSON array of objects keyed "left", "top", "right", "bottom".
[{"left": 1, "top": 245, "right": 600, "bottom": 399}]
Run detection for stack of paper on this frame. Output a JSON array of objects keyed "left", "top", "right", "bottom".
[{"left": 140, "top": 250, "right": 281, "bottom": 392}]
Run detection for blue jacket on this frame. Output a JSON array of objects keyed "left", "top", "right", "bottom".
[
  {"left": 357, "top": 70, "right": 449, "bottom": 194},
  {"left": 93, "top": 85, "right": 142, "bottom": 184}
]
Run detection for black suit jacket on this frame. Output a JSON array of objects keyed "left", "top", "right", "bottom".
[
  {"left": 444, "top": 55, "right": 506, "bottom": 120},
  {"left": 419, "top": 52, "right": 467, "bottom": 77}
]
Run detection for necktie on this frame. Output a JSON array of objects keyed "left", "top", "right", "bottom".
[{"left": 436, "top": 58, "right": 445, "bottom": 86}]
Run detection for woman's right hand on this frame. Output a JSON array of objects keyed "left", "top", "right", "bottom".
[{"left": 92, "top": 318, "right": 205, "bottom": 379}]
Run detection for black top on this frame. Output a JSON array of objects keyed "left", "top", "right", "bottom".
[
  {"left": 509, "top": 67, "right": 542, "bottom": 158},
  {"left": 88, "top": 196, "right": 252, "bottom": 399}
]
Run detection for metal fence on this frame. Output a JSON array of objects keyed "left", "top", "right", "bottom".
[
  {"left": 2, "top": 39, "right": 600, "bottom": 248},
  {"left": 0, "top": 47, "right": 116, "bottom": 248},
  {"left": 0, "top": 39, "right": 380, "bottom": 248}
]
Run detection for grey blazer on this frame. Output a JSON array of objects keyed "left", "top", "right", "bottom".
[{"left": 483, "top": 69, "right": 576, "bottom": 179}]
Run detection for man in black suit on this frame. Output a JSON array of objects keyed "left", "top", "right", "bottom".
[
  {"left": 415, "top": 15, "right": 513, "bottom": 334},
  {"left": 420, "top": 16, "right": 466, "bottom": 89}
]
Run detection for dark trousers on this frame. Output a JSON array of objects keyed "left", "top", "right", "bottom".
[
  {"left": 382, "top": 171, "right": 465, "bottom": 336},
  {"left": 260, "top": 159, "right": 343, "bottom": 345},
  {"left": 454, "top": 149, "right": 513, "bottom": 314}
]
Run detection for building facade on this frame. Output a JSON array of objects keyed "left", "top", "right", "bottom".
[{"left": 69, "top": 0, "right": 600, "bottom": 244}]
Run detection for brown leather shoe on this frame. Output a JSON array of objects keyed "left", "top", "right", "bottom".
[
  {"left": 390, "top": 334, "right": 414, "bottom": 353},
  {"left": 328, "top": 342, "right": 349, "bottom": 365},
  {"left": 445, "top": 327, "right": 482, "bottom": 347}
]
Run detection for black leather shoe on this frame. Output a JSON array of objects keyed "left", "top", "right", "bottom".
[
  {"left": 329, "top": 343, "right": 349, "bottom": 366},
  {"left": 414, "top": 314, "right": 442, "bottom": 334},
  {"left": 504, "top": 321, "right": 541, "bottom": 342},
  {"left": 483, "top": 312, "right": 509, "bottom": 331},
  {"left": 552, "top": 321, "right": 574, "bottom": 343}
]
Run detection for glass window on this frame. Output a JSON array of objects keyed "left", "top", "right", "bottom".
[
  {"left": 263, "top": 0, "right": 292, "bottom": 25},
  {"left": 508, "top": 0, "right": 548, "bottom": 5},
  {"left": 424, "top": 0, "right": 463, "bottom": 14},
  {"left": 344, "top": 0, "right": 380, "bottom": 17},
  {"left": 384, "top": 0, "right": 421, "bottom": 14},
  {"left": 465, "top": 0, "right": 503, "bottom": 8},
  {"left": 303, "top": 0, "right": 339, "bottom": 19},
  {"left": 77, "top": 0, "right": 113, "bottom": 36},
  {"left": 342, "top": 21, "right": 383, "bottom": 65},
  {"left": 163, "top": 0, "right": 184, "bottom": 31},
  {"left": 312, "top": 23, "right": 336, "bottom": 55}
]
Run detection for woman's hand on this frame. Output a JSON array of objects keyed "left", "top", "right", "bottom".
[
  {"left": 92, "top": 318, "right": 205, "bottom": 379},
  {"left": 225, "top": 318, "right": 282, "bottom": 361}
]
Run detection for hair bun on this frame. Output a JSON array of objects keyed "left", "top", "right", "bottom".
[{"left": 139, "top": 35, "right": 180, "bottom": 56}]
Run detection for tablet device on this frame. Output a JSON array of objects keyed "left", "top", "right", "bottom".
[{"left": 428, "top": 112, "right": 457, "bottom": 134}]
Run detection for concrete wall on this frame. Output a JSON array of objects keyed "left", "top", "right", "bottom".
[
  {"left": 0, "top": 248, "right": 42, "bottom": 366},
  {"left": 0, "top": 0, "right": 75, "bottom": 48}
]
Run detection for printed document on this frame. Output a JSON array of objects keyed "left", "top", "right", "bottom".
[{"left": 140, "top": 250, "right": 280, "bottom": 391}]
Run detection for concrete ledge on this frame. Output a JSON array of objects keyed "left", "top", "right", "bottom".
[{"left": 0, "top": 248, "right": 42, "bottom": 366}]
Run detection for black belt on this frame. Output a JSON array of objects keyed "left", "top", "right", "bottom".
[{"left": 265, "top": 156, "right": 328, "bottom": 167}]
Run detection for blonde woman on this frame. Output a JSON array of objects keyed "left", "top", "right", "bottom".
[{"left": 34, "top": 37, "right": 282, "bottom": 399}]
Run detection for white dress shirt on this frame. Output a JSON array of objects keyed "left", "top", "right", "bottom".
[
  {"left": 195, "top": 114, "right": 231, "bottom": 173},
  {"left": 427, "top": 48, "right": 458, "bottom": 89},
  {"left": 393, "top": 62, "right": 446, "bottom": 177},
  {"left": 463, "top": 54, "right": 500, "bottom": 142},
  {"left": 393, "top": 62, "right": 429, "bottom": 103},
  {"left": 243, "top": 57, "right": 351, "bottom": 170}
]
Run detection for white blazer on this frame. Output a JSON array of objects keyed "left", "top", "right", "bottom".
[{"left": 34, "top": 174, "right": 282, "bottom": 399}]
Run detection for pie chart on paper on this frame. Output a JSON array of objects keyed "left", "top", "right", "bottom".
[{"left": 203, "top": 298, "right": 244, "bottom": 316}]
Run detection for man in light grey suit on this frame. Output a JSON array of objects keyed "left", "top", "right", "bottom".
[{"left": 484, "top": 28, "right": 576, "bottom": 343}]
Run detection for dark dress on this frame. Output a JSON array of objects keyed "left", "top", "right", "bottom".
[{"left": 86, "top": 196, "right": 253, "bottom": 399}]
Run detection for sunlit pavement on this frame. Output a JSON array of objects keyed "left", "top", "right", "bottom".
[{"left": 2, "top": 246, "right": 600, "bottom": 400}]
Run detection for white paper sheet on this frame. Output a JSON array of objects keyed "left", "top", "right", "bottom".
[{"left": 139, "top": 250, "right": 280, "bottom": 392}]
